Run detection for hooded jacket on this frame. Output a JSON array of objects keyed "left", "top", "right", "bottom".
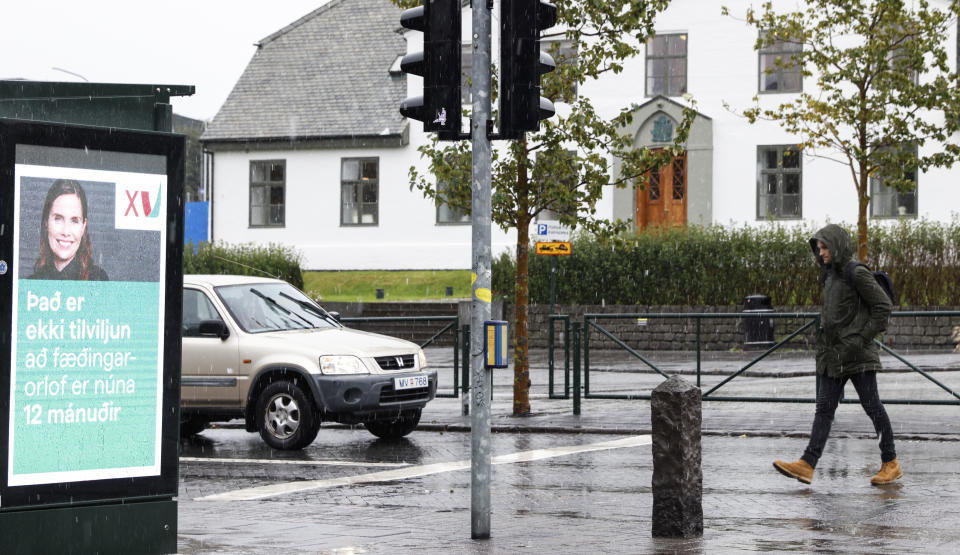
[{"left": 810, "top": 224, "right": 892, "bottom": 378}]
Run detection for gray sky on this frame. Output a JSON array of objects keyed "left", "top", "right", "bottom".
[{"left": 1, "top": 1, "right": 330, "bottom": 121}]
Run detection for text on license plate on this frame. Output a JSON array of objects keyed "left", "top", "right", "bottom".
[{"left": 394, "top": 375, "right": 429, "bottom": 390}]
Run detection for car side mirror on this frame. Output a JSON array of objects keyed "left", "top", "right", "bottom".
[
  {"left": 327, "top": 311, "right": 341, "bottom": 323},
  {"left": 198, "top": 319, "right": 230, "bottom": 340}
]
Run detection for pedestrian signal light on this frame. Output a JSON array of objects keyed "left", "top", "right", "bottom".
[
  {"left": 399, "top": 0, "right": 462, "bottom": 139},
  {"left": 499, "top": 0, "right": 557, "bottom": 139}
]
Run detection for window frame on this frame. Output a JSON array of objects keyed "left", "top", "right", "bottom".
[
  {"left": 543, "top": 39, "right": 579, "bottom": 103},
  {"left": 248, "top": 159, "right": 286, "bottom": 228},
  {"left": 460, "top": 43, "right": 472, "bottom": 105},
  {"left": 535, "top": 149, "right": 579, "bottom": 222},
  {"left": 645, "top": 33, "right": 688, "bottom": 97},
  {"left": 181, "top": 288, "right": 225, "bottom": 338},
  {"left": 435, "top": 179, "right": 471, "bottom": 225},
  {"left": 756, "top": 145, "right": 803, "bottom": 221},
  {"left": 340, "top": 157, "right": 380, "bottom": 227},
  {"left": 870, "top": 145, "right": 918, "bottom": 219},
  {"left": 757, "top": 31, "right": 803, "bottom": 94}
]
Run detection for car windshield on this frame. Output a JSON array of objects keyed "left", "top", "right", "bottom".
[{"left": 215, "top": 282, "right": 339, "bottom": 333}]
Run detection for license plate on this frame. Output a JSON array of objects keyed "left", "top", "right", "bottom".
[{"left": 394, "top": 375, "right": 428, "bottom": 390}]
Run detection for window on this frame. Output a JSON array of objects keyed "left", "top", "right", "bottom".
[
  {"left": 436, "top": 180, "right": 470, "bottom": 224},
  {"left": 871, "top": 146, "right": 918, "bottom": 218},
  {"left": 888, "top": 45, "right": 919, "bottom": 85},
  {"left": 181, "top": 289, "right": 224, "bottom": 337},
  {"left": 535, "top": 149, "right": 578, "bottom": 221},
  {"left": 645, "top": 33, "right": 687, "bottom": 97},
  {"left": 341, "top": 158, "right": 379, "bottom": 225},
  {"left": 759, "top": 31, "right": 802, "bottom": 92},
  {"left": 757, "top": 145, "right": 802, "bottom": 220},
  {"left": 250, "top": 160, "right": 285, "bottom": 227},
  {"left": 544, "top": 39, "right": 579, "bottom": 103},
  {"left": 461, "top": 44, "right": 472, "bottom": 104}
]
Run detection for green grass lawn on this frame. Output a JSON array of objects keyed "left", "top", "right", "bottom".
[{"left": 303, "top": 270, "right": 472, "bottom": 302}]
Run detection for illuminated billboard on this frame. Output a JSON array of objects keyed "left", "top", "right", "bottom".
[{"left": 0, "top": 119, "right": 182, "bottom": 507}]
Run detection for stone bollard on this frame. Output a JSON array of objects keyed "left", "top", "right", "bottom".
[{"left": 651, "top": 375, "right": 703, "bottom": 538}]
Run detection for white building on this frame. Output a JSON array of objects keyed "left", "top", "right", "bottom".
[{"left": 201, "top": 0, "right": 960, "bottom": 270}]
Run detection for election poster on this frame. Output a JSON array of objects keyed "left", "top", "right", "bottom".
[
  {"left": 0, "top": 119, "right": 183, "bottom": 509},
  {"left": 7, "top": 149, "right": 168, "bottom": 487}
]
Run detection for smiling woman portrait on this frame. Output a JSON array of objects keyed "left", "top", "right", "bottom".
[{"left": 30, "top": 179, "right": 109, "bottom": 281}]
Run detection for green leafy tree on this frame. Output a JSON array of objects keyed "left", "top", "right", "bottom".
[
  {"left": 725, "top": 0, "right": 960, "bottom": 261},
  {"left": 394, "top": 0, "right": 695, "bottom": 414}
]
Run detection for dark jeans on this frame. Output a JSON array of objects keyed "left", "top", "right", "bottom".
[{"left": 801, "top": 371, "right": 896, "bottom": 467}]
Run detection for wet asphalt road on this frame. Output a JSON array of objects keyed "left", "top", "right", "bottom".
[
  {"left": 177, "top": 424, "right": 960, "bottom": 553},
  {"left": 175, "top": 348, "right": 960, "bottom": 553}
]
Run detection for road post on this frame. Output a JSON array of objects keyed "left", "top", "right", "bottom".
[{"left": 470, "top": 0, "right": 493, "bottom": 540}]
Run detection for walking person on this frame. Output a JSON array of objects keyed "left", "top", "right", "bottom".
[{"left": 773, "top": 224, "right": 901, "bottom": 485}]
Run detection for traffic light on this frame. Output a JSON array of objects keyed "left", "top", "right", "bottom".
[
  {"left": 399, "top": 0, "right": 462, "bottom": 139},
  {"left": 499, "top": 0, "right": 557, "bottom": 139}
]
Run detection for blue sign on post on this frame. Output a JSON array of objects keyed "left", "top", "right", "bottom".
[{"left": 184, "top": 201, "right": 209, "bottom": 248}]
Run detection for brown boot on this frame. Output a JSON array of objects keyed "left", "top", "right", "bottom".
[
  {"left": 870, "top": 459, "right": 903, "bottom": 485},
  {"left": 773, "top": 459, "right": 814, "bottom": 484}
]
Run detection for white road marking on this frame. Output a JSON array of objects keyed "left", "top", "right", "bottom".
[
  {"left": 180, "top": 457, "right": 410, "bottom": 468},
  {"left": 196, "top": 435, "right": 652, "bottom": 502}
]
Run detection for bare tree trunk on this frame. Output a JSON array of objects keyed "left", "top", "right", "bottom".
[
  {"left": 513, "top": 138, "right": 532, "bottom": 416},
  {"left": 857, "top": 161, "right": 869, "bottom": 262}
]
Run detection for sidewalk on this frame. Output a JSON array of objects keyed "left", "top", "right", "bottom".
[{"left": 420, "top": 347, "right": 960, "bottom": 440}]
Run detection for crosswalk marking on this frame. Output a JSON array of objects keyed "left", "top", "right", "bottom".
[
  {"left": 180, "top": 456, "right": 410, "bottom": 468},
  {"left": 195, "top": 435, "right": 652, "bottom": 502}
]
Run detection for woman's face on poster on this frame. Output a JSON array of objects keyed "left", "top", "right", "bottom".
[{"left": 47, "top": 193, "right": 86, "bottom": 270}]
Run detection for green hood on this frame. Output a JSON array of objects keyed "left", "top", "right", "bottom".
[{"left": 809, "top": 224, "right": 854, "bottom": 270}]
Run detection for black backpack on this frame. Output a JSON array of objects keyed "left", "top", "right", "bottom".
[{"left": 844, "top": 261, "right": 895, "bottom": 304}]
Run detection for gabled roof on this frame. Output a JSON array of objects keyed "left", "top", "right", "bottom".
[{"left": 202, "top": 0, "right": 407, "bottom": 144}]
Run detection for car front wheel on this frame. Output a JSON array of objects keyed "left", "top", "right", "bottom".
[
  {"left": 256, "top": 380, "right": 320, "bottom": 450},
  {"left": 364, "top": 409, "right": 422, "bottom": 439}
]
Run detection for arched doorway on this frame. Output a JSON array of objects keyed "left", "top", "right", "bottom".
[{"left": 636, "top": 151, "right": 687, "bottom": 230}]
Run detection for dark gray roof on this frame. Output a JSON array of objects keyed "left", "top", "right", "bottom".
[{"left": 202, "top": 0, "right": 407, "bottom": 143}]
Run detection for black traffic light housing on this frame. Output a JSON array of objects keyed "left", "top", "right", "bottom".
[
  {"left": 499, "top": 0, "right": 557, "bottom": 139},
  {"left": 399, "top": 0, "right": 462, "bottom": 140}
]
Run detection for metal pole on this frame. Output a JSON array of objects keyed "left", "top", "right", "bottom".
[
  {"left": 461, "top": 324, "right": 470, "bottom": 416},
  {"left": 573, "top": 322, "right": 581, "bottom": 415},
  {"left": 549, "top": 255, "right": 556, "bottom": 317},
  {"left": 548, "top": 315, "right": 555, "bottom": 396},
  {"left": 470, "top": 0, "right": 493, "bottom": 540},
  {"left": 696, "top": 318, "right": 701, "bottom": 388}
]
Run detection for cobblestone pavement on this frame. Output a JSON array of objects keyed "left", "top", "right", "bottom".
[{"left": 177, "top": 350, "right": 960, "bottom": 554}]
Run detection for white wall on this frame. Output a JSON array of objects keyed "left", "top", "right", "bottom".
[
  {"left": 586, "top": 0, "right": 959, "bottom": 228},
  {"left": 211, "top": 144, "right": 517, "bottom": 270},
  {"left": 211, "top": 0, "right": 959, "bottom": 270}
]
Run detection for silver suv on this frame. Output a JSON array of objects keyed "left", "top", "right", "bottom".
[{"left": 180, "top": 274, "right": 437, "bottom": 450}]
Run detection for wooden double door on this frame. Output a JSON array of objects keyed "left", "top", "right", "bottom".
[{"left": 636, "top": 151, "right": 687, "bottom": 230}]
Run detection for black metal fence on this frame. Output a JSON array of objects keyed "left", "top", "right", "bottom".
[
  {"left": 341, "top": 315, "right": 464, "bottom": 398},
  {"left": 549, "top": 311, "right": 960, "bottom": 414},
  {"left": 341, "top": 310, "right": 960, "bottom": 412}
]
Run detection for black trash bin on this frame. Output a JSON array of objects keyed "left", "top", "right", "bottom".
[{"left": 743, "top": 294, "right": 774, "bottom": 348}]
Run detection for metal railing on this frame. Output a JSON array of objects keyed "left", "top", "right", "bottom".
[
  {"left": 564, "top": 311, "right": 960, "bottom": 413},
  {"left": 340, "top": 310, "right": 960, "bottom": 411},
  {"left": 340, "top": 315, "right": 463, "bottom": 398},
  {"left": 547, "top": 314, "right": 571, "bottom": 399}
]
